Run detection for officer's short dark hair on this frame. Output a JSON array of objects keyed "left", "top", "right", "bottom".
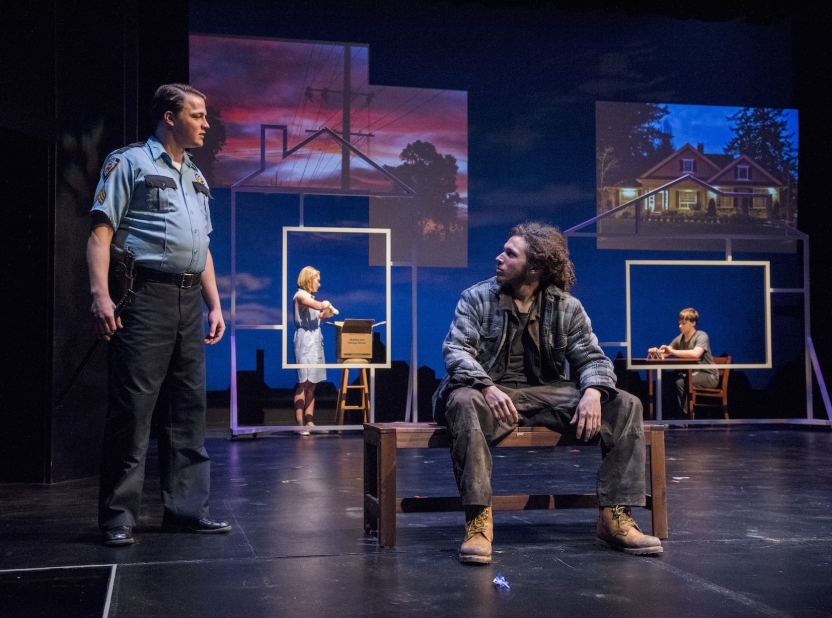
[{"left": 150, "top": 83, "right": 206, "bottom": 127}]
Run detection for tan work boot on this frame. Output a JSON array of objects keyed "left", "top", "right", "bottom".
[
  {"left": 459, "top": 505, "right": 493, "bottom": 565},
  {"left": 597, "top": 505, "right": 663, "bottom": 555}
]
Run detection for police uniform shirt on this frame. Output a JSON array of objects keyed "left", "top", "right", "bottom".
[{"left": 90, "top": 136, "right": 212, "bottom": 274}]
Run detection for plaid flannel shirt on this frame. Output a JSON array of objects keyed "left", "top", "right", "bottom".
[{"left": 432, "top": 278, "right": 617, "bottom": 423}]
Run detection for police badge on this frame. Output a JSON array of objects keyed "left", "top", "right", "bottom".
[{"left": 102, "top": 157, "right": 121, "bottom": 180}]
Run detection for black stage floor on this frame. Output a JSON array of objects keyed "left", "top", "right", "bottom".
[{"left": 1, "top": 426, "right": 831, "bottom": 617}]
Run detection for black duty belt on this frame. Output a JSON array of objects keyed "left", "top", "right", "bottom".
[{"left": 135, "top": 265, "right": 202, "bottom": 288}]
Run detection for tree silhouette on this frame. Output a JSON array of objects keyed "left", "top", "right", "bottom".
[
  {"left": 724, "top": 107, "right": 797, "bottom": 183},
  {"left": 596, "top": 102, "right": 674, "bottom": 188},
  {"left": 384, "top": 140, "right": 462, "bottom": 240},
  {"left": 724, "top": 108, "right": 798, "bottom": 225},
  {"left": 596, "top": 145, "right": 619, "bottom": 207},
  {"left": 188, "top": 105, "right": 227, "bottom": 187}
]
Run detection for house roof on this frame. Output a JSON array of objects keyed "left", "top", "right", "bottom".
[
  {"left": 231, "top": 126, "right": 416, "bottom": 196},
  {"left": 707, "top": 153, "right": 784, "bottom": 186},
  {"left": 629, "top": 143, "right": 784, "bottom": 189},
  {"left": 706, "top": 153, "right": 734, "bottom": 168},
  {"left": 637, "top": 143, "right": 721, "bottom": 180}
]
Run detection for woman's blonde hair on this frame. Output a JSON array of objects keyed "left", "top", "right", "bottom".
[{"left": 297, "top": 266, "right": 320, "bottom": 293}]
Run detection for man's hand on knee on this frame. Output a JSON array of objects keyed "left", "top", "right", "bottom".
[
  {"left": 571, "top": 387, "right": 602, "bottom": 441},
  {"left": 483, "top": 386, "right": 518, "bottom": 425}
]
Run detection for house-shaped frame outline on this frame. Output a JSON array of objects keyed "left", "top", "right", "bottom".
[{"left": 229, "top": 125, "right": 415, "bottom": 435}]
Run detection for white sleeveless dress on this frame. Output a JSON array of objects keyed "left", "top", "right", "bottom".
[{"left": 293, "top": 291, "right": 327, "bottom": 383}]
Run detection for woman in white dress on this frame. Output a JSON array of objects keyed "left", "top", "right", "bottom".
[{"left": 293, "top": 266, "right": 336, "bottom": 434}]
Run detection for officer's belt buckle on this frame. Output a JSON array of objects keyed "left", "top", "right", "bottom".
[{"left": 179, "top": 273, "right": 197, "bottom": 288}]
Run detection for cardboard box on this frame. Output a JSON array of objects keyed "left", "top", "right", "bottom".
[{"left": 334, "top": 319, "right": 375, "bottom": 361}]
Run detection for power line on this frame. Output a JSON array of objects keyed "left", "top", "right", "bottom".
[
  {"left": 370, "top": 89, "right": 447, "bottom": 133},
  {"left": 361, "top": 87, "right": 427, "bottom": 131}
]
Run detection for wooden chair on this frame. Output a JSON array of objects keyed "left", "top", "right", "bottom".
[{"left": 689, "top": 355, "right": 731, "bottom": 419}]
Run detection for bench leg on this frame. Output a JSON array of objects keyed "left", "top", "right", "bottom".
[
  {"left": 364, "top": 432, "right": 379, "bottom": 534},
  {"left": 376, "top": 429, "right": 398, "bottom": 547},
  {"left": 648, "top": 430, "right": 669, "bottom": 539}
]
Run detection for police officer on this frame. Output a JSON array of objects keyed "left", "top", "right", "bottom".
[{"left": 88, "top": 84, "right": 229, "bottom": 547}]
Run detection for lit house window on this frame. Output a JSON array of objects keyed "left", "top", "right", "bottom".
[
  {"left": 681, "top": 159, "right": 694, "bottom": 173},
  {"left": 679, "top": 191, "right": 697, "bottom": 210},
  {"left": 736, "top": 165, "right": 749, "bottom": 180}
]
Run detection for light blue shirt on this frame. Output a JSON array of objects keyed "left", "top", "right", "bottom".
[{"left": 91, "top": 136, "right": 213, "bottom": 273}]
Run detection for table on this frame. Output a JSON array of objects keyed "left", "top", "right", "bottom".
[{"left": 631, "top": 358, "right": 690, "bottom": 420}]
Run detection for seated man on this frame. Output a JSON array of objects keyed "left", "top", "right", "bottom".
[
  {"left": 648, "top": 308, "right": 719, "bottom": 416},
  {"left": 433, "top": 222, "right": 662, "bottom": 565}
]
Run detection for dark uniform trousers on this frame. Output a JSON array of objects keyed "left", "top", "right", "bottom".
[
  {"left": 98, "top": 279, "right": 211, "bottom": 530},
  {"left": 444, "top": 383, "right": 646, "bottom": 508}
]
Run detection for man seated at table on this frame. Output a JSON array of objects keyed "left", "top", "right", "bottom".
[
  {"left": 433, "top": 222, "right": 662, "bottom": 565},
  {"left": 648, "top": 307, "right": 719, "bottom": 417}
]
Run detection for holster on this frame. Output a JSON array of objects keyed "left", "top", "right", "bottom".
[{"left": 108, "top": 242, "right": 136, "bottom": 305}]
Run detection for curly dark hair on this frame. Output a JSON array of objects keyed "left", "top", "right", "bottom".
[{"left": 510, "top": 222, "right": 576, "bottom": 291}]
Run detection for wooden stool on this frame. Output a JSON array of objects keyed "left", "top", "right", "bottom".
[{"left": 335, "top": 362, "right": 370, "bottom": 424}]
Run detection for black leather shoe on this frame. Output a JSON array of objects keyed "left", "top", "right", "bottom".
[
  {"left": 103, "top": 526, "right": 134, "bottom": 547},
  {"left": 161, "top": 517, "right": 231, "bottom": 534}
]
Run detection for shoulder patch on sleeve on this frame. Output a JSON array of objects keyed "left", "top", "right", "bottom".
[
  {"left": 96, "top": 187, "right": 106, "bottom": 204},
  {"left": 102, "top": 157, "right": 120, "bottom": 180}
]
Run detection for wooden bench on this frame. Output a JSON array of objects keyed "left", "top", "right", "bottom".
[{"left": 363, "top": 422, "right": 668, "bottom": 547}]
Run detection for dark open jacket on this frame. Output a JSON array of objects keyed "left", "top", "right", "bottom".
[{"left": 432, "top": 278, "right": 617, "bottom": 424}]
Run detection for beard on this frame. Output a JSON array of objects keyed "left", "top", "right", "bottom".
[{"left": 498, "top": 264, "right": 535, "bottom": 291}]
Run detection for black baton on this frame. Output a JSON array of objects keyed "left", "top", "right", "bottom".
[{"left": 56, "top": 248, "right": 136, "bottom": 408}]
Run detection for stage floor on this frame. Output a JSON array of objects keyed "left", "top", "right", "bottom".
[{"left": 1, "top": 427, "right": 831, "bottom": 617}]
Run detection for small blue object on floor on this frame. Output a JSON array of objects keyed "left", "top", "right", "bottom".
[{"left": 493, "top": 573, "right": 511, "bottom": 589}]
